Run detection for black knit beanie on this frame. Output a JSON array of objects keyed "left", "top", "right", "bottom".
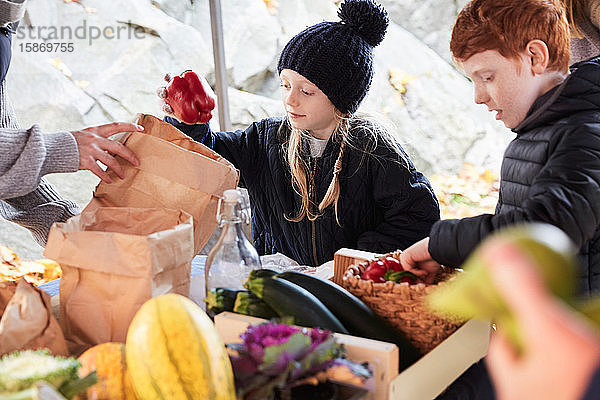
[{"left": 277, "top": 0, "right": 389, "bottom": 115}]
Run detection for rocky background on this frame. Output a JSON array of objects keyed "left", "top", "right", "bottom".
[{"left": 2, "top": 0, "right": 513, "bottom": 259}]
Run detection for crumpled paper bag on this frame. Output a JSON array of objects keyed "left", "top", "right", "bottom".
[
  {"left": 0, "top": 278, "right": 68, "bottom": 356},
  {"left": 84, "top": 114, "right": 239, "bottom": 254},
  {"left": 44, "top": 206, "right": 195, "bottom": 355}
]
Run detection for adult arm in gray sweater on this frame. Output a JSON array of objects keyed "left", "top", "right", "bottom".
[
  {"left": 1, "top": 122, "right": 144, "bottom": 197},
  {"left": 0, "top": 0, "right": 142, "bottom": 246},
  {"left": 0, "top": 123, "right": 79, "bottom": 245},
  {"left": 0, "top": 125, "right": 79, "bottom": 199},
  {"left": 0, "top": 119, "right": 143, "bottom": 245}
]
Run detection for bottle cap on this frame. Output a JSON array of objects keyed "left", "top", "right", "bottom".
[{"left": 223, "top": 189, "right": 242, "bottom": 203}]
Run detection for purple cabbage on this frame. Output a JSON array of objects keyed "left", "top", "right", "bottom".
[{"left": 228, "top": 321, "right": 368, "bottom": 400}]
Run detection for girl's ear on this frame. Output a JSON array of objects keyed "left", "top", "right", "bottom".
[{"left": 525, "top": 40, "right": 550, "bottom": 75}]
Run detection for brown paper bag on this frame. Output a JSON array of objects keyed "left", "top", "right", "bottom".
[
  {"left": 0, "top": 279, "right": 68, "bottom": 356},
  {"left": 44, "top": 207, "right": 194, "bottom": 355},
  {"left": 84, "top": 114, "right": 239, "bottom": 254}
]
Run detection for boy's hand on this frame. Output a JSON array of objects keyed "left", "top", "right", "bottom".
[
  {"left": 399, "top": 237, "right": 441, "bottom": 283},
  {"left": 484, "top": 240, "right": 600, "bottom": 400},
  {"left": 157, "top": 71, "right": 216, "bottom": 125},
  {"left": 72, "top": 122, "right": 142, "bottom": 183}
]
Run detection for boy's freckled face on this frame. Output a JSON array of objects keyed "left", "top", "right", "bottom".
[
  {"left": 279, "top": 69, "right": 337, "bottom": 139},
  {"left": 462, "top": 50, "right": 542, "bottom": 129}
]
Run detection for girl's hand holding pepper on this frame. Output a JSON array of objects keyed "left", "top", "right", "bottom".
[{"left": 157, "top": 71, "right": 216, "bottom": 125}]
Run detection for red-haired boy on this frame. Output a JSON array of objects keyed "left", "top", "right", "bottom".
[{"left": 401, "top": 0, "right": 600, "bottom": 296}]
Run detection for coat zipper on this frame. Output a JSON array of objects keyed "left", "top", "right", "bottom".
[
  {"left": 310, "top": 158, "right": 319, "bottom": 266},
  {"left": 311, "top": 220, "right": 318, "bottom": 266}
]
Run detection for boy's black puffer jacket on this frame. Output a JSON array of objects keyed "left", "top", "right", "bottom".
[
  {"left": 167, "top": 116, "right": 440, "bottom": 267},
  {"left": 429, "top": 57, "right": 600, "bottom": 295}
]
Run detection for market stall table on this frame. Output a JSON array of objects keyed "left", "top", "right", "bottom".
[{"left": 35, "top": 249, "right": 490, "bottom": 399}]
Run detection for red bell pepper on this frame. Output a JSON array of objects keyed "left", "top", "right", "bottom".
[
  {"left": 165, "top": 70, "right": 216, "bottom": 125},
  {"left": 361, "top": 260, "right": 386, "bottom": 283},
  {"left": 381, "top": 256, "right": 403, "bottom": 272}
]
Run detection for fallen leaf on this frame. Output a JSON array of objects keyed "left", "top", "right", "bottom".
[
  {"left": 263, "top": 0, "right": 279, "bottom": 15},
  {"left": 48, "top": 58, "right": 72, "bottom": 79},
  {"left": 389, "top": 69, "right": 417, "bottom": 95},
  {"left": 0, "top": 245, "right": 62, "bottom": 285}
]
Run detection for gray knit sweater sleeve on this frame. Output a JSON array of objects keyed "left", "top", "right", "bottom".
[
  {"left": 0, "top": 125, "right": 79, "bottom": 197},
  {"left": 0, "top": 79, "right": 80, "bottom": 245},
  {"left": 0, "top": 0, "right": 26, "bottom": 26}
]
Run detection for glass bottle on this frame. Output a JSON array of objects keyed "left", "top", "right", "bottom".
[{"left": 204, "top": 189, "right": 261, "bottom": 301}]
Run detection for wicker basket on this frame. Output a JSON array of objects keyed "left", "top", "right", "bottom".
[{"left": 342, "top": 250, "right": 465, "bottom": 354}]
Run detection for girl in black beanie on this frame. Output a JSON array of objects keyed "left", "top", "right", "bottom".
[{"left": 160, "top": 0, "right": 440, "bottom": 266}]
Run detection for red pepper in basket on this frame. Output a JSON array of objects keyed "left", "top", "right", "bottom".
[
  {"left": 361, "top": 260, "right": 386, "bottom": 283},
  {"left": 381, "top": 256, "right": 403, "bottom": 272},
  {"left": 165, "top": 70, "right": 216, "bottom": 125}
]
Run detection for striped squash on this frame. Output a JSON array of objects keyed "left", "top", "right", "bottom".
[
  {"left": 125, "top": 294, "right": 236, "bottom": 400},
  {"left": 78, "top": 342, "right": 137, "bottom": 400}
]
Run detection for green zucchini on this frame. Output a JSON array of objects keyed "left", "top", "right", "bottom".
[
  {"left": 247, "top": 269, "right": 279, "bottom": 280},
  {"left": 233, "top": 291, "right": 279, "bottom": 319},
  {"left": 204, "top": 287, "right": 245, "bottom": 315},
  {"left": 275, "top": 271, "right": 422, "bottom": 370},
  {"left": 245, "top": 276, "right": 349, "bottom": 334}
]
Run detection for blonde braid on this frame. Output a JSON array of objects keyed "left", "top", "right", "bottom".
[
  {"left": 318, "top": 131, "right": 346, "bottom": 225},
  {"left": 285, "top": 121, "right": 311, "bottom": 222}
]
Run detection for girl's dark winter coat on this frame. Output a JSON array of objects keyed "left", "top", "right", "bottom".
[{"left": 167, "top": 116, "right": 440, "bottom": 266}]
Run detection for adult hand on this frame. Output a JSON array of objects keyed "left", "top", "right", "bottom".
[
  {"left": 399, "top": 237, "right": 441, "bottom": 283},
  {"left": 484, "top": 239, "right": 600, "bottom": 400},
  {"left": 71, "top": 122, "right": 143, "bottom": 183}
]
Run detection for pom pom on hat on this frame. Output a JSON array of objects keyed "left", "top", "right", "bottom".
[{"left": 338, "top": 0, "right": 389, "bottom": 47}]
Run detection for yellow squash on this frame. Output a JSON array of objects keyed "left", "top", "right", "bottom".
[{"left": 125, "top": 294, "right": 236, "bottom": 400}]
